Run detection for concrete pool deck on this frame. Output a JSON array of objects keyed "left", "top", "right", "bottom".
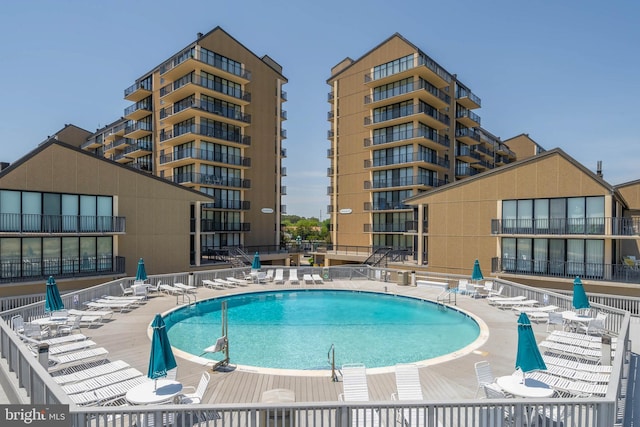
[{"left": 75, "top": 278, "right": 555, "bottom": 405}]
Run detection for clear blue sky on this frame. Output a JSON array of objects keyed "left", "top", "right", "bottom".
[{"left": 1, "top": 0, "right": 638, "bottom": 219}]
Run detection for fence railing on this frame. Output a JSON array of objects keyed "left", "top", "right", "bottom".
[{"left": 0, "top": 266, "right": 632, "bottom": 427}]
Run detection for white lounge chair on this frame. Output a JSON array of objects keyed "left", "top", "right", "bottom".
[
  {"left": 202, "top": 279, "right": 223, "bottom": 290},
  {"left": 303, "top": 274, "right": 314, "bottom": 284},
  {"left": 159, "top": 284, "right": 185, "bottom": 295},
  {"left": 288, "top": 269, "right": 299, "bottom": 285},
  {"left": 274, "top": 269, "right": 285, "bottom": 284},
  {"left": 69, "top": 376, "right": 148, "bottom": 406},
  {"left": 52, "top": 359, "right": 130, "bottom": 385},
  {"left": 392, "top": 364, "right": 426, "bottom": 426},
  {"left": 226, "top": 277, "right": 250, "bottom": 286},
  {"left": 312, "top": 274, "right": 324, "bottom": 284},
  {"left": 487, "top": 295, "right": 526, "bottom": 305},
  {"left": 214, "top": 278, "right": 236, "bottom": 288},
  {"left": 62, "top": 367, "right": 143, "bottom": 395},
  {"left": 48, "top": 347, "right": 110, "bottom": 373},
  {"left": 68, "top": 308, "right": 113, "bottom": 321},
  {"left": 339, "top": 364, "right": 380, "bottom": 427},
  {"left": 46, "top": 339, "right": 96, "bottom": 356},
  {"left": 174, "top": 282, "right": 197, "bottom": 293}
]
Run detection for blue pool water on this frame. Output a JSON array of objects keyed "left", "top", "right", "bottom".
[{"left": 164, "top": 290, "right": 480, "bottom": 370}]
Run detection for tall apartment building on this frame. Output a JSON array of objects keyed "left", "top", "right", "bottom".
[
  {"left": 326, "top": 34, "right": 515, "bottom": 252},
  {"left": 82, "top": 27, "right": 287, "bottom": 254}
]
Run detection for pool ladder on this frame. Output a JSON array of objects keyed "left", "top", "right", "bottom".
[
  {"left": 327, "top": 344, "right": 339, "bottom": 382},
  {"left": 436, "top": 288, "right": 457, "bottom": 310}
]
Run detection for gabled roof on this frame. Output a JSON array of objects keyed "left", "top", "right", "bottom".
[
  {"left": 135, "top": 26, "right": 287, "bottom": 82},
  {"left": 403, "top": 148, "right": 624, "bottom": 205},
  {"left": 327, "top": 33, "right": 446, "bottom": 83},
  {"left": 0, "top": 136, "right": 214, "bottom": 201}
]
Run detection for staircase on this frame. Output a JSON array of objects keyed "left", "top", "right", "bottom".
[{"left": 223, "top": 247, "right": 252, "bottom": 268}]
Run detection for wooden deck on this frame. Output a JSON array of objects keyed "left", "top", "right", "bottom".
[{"left": 72, "top": 279, "right": 549, "bottom": 405}]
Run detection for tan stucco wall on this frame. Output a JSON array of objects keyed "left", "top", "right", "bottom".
[
  {"left": 0, "top": 143, "right": 212, "bottom": 295},
  {"left": 410, "top": 152, "right": 615, "bottom": 277}
]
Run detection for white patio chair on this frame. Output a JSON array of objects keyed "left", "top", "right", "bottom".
[
  {"left": 547, "top": 311, "right": 565, "bottom": 332},
  {"left": 57, "top": 315, "right": 82, "bottom": 336},
  {"left": 474, "top": 361, "right": 499, "bottom": 398},
  {"left": 178, "top": 371, "right": 210, "bottom": 404},
  {"left": 120, "top": 283, "right": 133, "bottom": 297},
  {"left": 11, "top": 315, "right": 25, "bottom": 334},
  {"left": 580, "top": 313, "right": 607, "bottom": 336}
]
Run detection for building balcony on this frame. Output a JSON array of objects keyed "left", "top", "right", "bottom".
[
  {"left": 474, "top": 143, "right": 495, "bottom": 159},
  {"left": 470, "top": 159, "right": 492, "bottom": 171},
  {"left": 207, "top": 200, "right": 250, "bottom": 210},
  {"left": 102, "top": 123, "right": 127, "bottom": 143},
  {"left": 281, "top": 148, "right": 287, "bottom": 158},
  {"left": 364, "top": 202, "right": 412, "bottom": 211},
  {"left": 365, "top": 223, "right": 411, "bottom": 233},
  {"left": 365, "top": 128, "right": 450, "bottom": 151},
  {"left": 122, "top": 141, "right": 153, "bottom": 159},
  {"left": 327, "top": 91, "right": 334, "bottom": 103},
  {"left": 456, "top": 128, "right": 481, "bottom": 145},
  {"left": 367, "top": 175, "right": 447, "bottom": 190},
  {"left": 0, "top": 255, "right": 125, "bottom": 283},
  {"left": 491, "top": 217, "right": 640, "bottom": 236},
  {"left": 124, "top": 81, "right": 152, "bottom": 102},
  {"left": 327, "top": 110, "right": 334, "bottom": 121},
  {"left": 159, "top": 124, "right": 250, "bottom": 148},
  {"left": 364, "top": 53, "right": 452, "bottom": 89},
  {"left": 365, "top": 104, "right": 449, "bottom": 130},
  {"left": 365, "top": 79, "right": 450, "bottom": 110},
  {"left": 281, "top": 167, "right": 287, "bottom": 177},
  {"left": 167, "top": 172, "right": 250, "bottom": 189},
  {"left": 364, "top": 153, "right": 449, "bottom": 171},
  {"left": 81, "top": 137, "right": 102, "bottom": 150},
  {"left": 159, "top": 47, "right": 251, "bottom": 84},
  {"left": 0, "top": 213, "right": 126, "bottom": 234},
  {"left": 126, "top": 162, "right": 153, "bottom": 173},
  {"left": 159, "top": 99, "right": 251, "bottom": 127},
  {"left": 327, "top": 148, "right": 335, "bottom": 158},
  {"left": 124, "top": 121, "right": 152, "bottom": 139},
  {"left": 493, "top": 257, "right": 617, "bottom": 282},
  {"left": 456, "top": 109, "right": 481, "bottom": 127},
  {"left": 200, "top": 220, "right": 250, "bottom": 232},
  {"left": 124, "top": 101, "right": 152, "bottom": 121},
  {"left": 455, "top": 165, "right": 481, "bottom": 178},
  {"left": 159, "top": 148, "right": 250, "bottom": 168},
  {"left": 456, "top": 87, "right": 481, "bottom": 109},
  {"left": 456, "top": 145, "right": 482, "bottom": 163},
  {"left": 103, "top": 138, "right": 132, "bottom": 155},
  {"left": 404, "top": 220, "right": 428, "bottom": 233},
  {"left": 280, "top": 186, "right": 287, "bottom": 195}
]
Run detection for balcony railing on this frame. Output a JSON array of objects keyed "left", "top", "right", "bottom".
[
  {"left": 0, "top": 214, "right": 126, "bottom": 233},
  {"left": 0, "top": 256, "right": 125, "bottom": 283},
  {"left": 366, "top": 153, "right": 448, "bottom": 169},
  {"left": 366, "top": 128, "right": 450, "bottom": 148},
  {"left": 404, "top": 220, "right": 428, "bottom": 232},
  {"left": 159, "top": 47, "right": 251, "bottom": 80},
  {"left": 199, "top": 220, "right": 250, "bottom": 232},
  {"left": 159, "top": 148, "right": 250, "bottom": 167},
  {"left": 168, "top": 172, "right": 250, "bottom": 188},
  {"left": 369, "top": 175, "right": 447, "bottom": 189},
  {"left": 159, "top": 124, "right": 250, "bottom": 145},
  {"left": 365, "top": 103, "right": 450, "bottom": 127},
  {"left": 491, "top": 217, "right": 640, "bottom": 236},
  {"left": 493, "top": 256, "right": 640, "bottom": 284}
]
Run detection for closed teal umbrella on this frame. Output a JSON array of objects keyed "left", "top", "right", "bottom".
[
  {"left": 251, "top": 252, "right": 261, "bottom": 270},
  {"left": 471, "top": 259, "right": 484, "bottom": 282},
  {"left": 136, "top": 258, "right": 147, "bottom": 281},
  {"left": 148, "top": 314, "right": 177, "bottom": 382},
  {"left": 45, "top": 276, "right": 64, "bottom": 312},
  {"left": 515, "top": 312, "right": 547, "bottom": 373},
  {"left": 572, "top": 276, "right": 590, "bottom": 310}
]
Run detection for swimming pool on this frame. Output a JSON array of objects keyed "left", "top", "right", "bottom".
[{"left": 164, "top": 290, "right": 481, "bottom": 370}]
